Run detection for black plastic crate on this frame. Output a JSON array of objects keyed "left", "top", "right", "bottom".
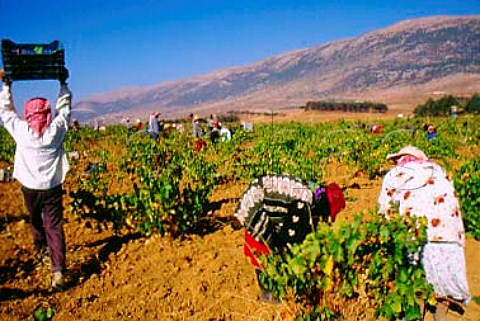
[{"left": 1, "top": 39, "right": 69, "bottom": 81}]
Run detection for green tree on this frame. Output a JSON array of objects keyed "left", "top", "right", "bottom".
[{"left": 466, "top": 94, "right": 480, "bottom": 114}]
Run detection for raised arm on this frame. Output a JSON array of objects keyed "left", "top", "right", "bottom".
[
  {"left": 0, "top": 75, "right": 23, "bottom": 136},
  {"left": 0, "top": 70, "right": 16, "bottom": 114},
  {"left": 55, "top": 82, "right": 72, "bottom": 120}
]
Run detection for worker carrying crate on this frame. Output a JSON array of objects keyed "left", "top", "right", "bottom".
[{"left": 0, "top": 39, "right": 72, "bottom": 291}]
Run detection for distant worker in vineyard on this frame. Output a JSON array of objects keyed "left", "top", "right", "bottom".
[
  {"left": 370, "top": 123, "right": 383, "bottom": 134},
  {"left": 124, "top": 117, "right": 131, "bottom": 129},
  {"left": 191, "top": 114, "right": 204, "bottom": 138},
  {"left": 206, "top": 114, "right": 215, "bottom": 136},
  {"left": 71, "top": 118, "right": 79, "bottom": 131},
  {"left": 135, "top": 118, "right": 143, "bottom": 131},
  {"left": 219, "top": 125, "right": 232, "bottom": 142},
  {"left": 190, "top": 114, "right": 207, "bottom": 152},
  {"left": 147, "top": 111, "right": 161, "bottom": 139},
  {"left": 378, "top": 146, "right": 470, "bottom": 321},
  {"left": 234, "top": 175, "right": 345, "bottom": 303},
  {"left": 450, "top": 105, "right": 458, "bottom": 119},
  {"left": 0, "top": 73, "right": 72, "bottom": 291},
  {"left": 208, "top": 114, "right": 221, "bottom": 144},
  {"left": 426, "top": 124, "right": 437, "bottom": 140},
  {"left": 93, "top": 117, "right": 100, "bottom": 131}
]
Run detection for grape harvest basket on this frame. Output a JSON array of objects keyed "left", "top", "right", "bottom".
[{"left": 1, "top": 39, "right": 69, "bottom": 81}]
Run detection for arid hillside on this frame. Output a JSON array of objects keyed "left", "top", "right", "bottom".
[{"left": 73, "top": 15, "right": 480, "bottom": 123}]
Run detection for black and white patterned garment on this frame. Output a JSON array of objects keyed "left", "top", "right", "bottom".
[{"left": 235, "top": 175, "right": 330, "bottom": 251}]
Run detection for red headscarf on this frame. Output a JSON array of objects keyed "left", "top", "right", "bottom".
[
  {"left": 24, "top": 97, "right": 52, "bottom": 136},
  {"left": 326, "top": 183, "right": 346, "bottom": 222}
]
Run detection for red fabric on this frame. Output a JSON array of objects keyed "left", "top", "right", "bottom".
[
  {"left": 371, "top": 124, "right": 383, "bottom": 134},
  {"left": 194, "top": 139, "right": 207, "bottom": 152},
  {"left": 244, "top": 230, "right": 270, "bottom": 268},
  {"left": 24, "top": 97, "right": 52, "bottom": 136},
  {"left": 326, "top": 183, "right": 345, "bottom": 222}
]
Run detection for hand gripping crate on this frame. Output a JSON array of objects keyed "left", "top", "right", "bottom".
[{"left": 1, "top": 39, "right": 69, "bottom": 82}]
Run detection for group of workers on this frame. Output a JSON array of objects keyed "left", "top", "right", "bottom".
[
  {"left": 235, "top": 145, "right": 470, "bottom": 321},
  {"left": 370, "top": 122, "right": 439, "bottom": 140},
  {"left": 190, "top": 113, "right": 232, "bottom": 143},
  {"left": 0, "top": 70, "right": 471, "bottom": 321},
  {"left": 122, "top": 112, "right": 234, "bottom": 145}
]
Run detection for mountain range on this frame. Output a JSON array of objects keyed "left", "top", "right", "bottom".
[{"left": 73, "top": 15, "right": 480, "bottom": 122}]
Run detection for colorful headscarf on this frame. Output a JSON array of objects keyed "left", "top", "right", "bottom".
[
  {"left": 24, "top": 97, "right": 52, "bottom": 136},
  {"left": 326, "top": 183, "right": 346, "bottom": 222},
  {"left": 395, "top": 154, "right": 427, "bottom": 166}
]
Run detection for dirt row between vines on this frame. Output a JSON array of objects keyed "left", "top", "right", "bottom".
[{"left": 1, "top": 157, "right": 480, "bottom": 321}]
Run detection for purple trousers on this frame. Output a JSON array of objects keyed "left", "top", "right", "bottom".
[{"left": 21, "top": 185, "right": 66, "bottom": 273}]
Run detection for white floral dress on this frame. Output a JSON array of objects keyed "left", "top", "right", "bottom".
[{"left": 378, "top": 161, "right": 471, "bottom": 304}]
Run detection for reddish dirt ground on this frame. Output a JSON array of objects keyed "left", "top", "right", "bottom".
[{"left": 1, "top": 176, "right": 479, "bottom": 321}]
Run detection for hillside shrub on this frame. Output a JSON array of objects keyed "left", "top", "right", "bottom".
[
  {"left": 68, "top": 131, "right": 219, "bottom": 236},
  {"left": 305, "top": 100, "right": 388, "bottom": 113},
  {"left": 413, "top": 95, "right": 475, "bottom": 116},
  {"left": 465, "top": 93, "right": 480, "bottom": 114},
  {"left": 118, "top": 133, "right": 219, "bottom": 236},
  {"left": 0, "top": 127, "right": 15, "bottom": 164},
  {"left": 454, "top": 158, "right": 480, "bottom": 240}
]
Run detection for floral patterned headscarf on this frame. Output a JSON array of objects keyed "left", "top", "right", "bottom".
[{"left": 395, "top": 154, "right": 427, "bottom": 166}]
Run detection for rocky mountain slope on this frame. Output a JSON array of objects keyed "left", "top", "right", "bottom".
[{"left": 73, "top": 15, "right": 480, "bottom": 122}]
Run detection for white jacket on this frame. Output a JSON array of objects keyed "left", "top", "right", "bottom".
[
  {"left": 378, "top": 161, "right": 466, "bottom": 246},
  {"left": 0, "top": 84, "right": 72, "bottom": 190}
]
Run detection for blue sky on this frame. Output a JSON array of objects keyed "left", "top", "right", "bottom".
[{"left": 1, "top": 0, "right": 479, "bottom": 109}]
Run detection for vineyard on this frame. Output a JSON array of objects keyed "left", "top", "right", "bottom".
[{"left": 1, "top": 113, "right": 479, "bottom": 321}]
